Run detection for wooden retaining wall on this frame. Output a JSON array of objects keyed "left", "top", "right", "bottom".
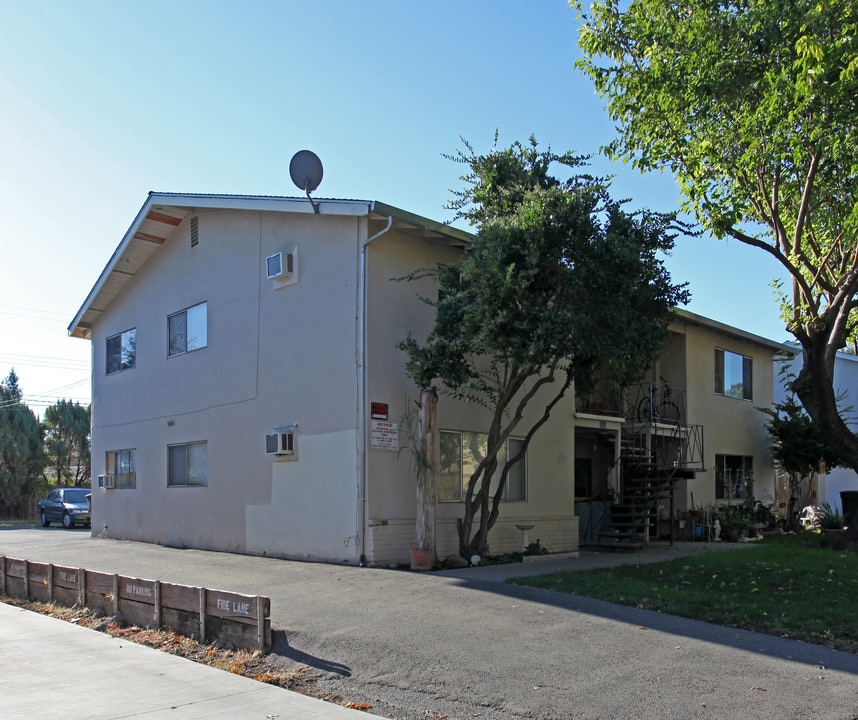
[{"left": 0, "top": 555, "right": 271, "bottom": 651}]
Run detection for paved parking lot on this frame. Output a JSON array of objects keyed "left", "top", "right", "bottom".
[{"left": 2, "top": 526, "right": 857, "bottom": 719}]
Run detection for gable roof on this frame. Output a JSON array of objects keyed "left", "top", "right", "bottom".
[
  {"left": 671, "top": 308, "right": 792, "bottom": 354},
  {"left": 68, "top": 193, "right": 472, "bottom": 339}
]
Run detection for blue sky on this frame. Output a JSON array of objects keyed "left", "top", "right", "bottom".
[{"left": 0, "top": 0, "right": 789, "bottom": 410}]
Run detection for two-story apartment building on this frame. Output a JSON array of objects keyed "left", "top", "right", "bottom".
[
  {"left": 574, "top": 310, "right": 784, "bottom": 542},
  {"left": 71, "top": 192, "right": 785, "bottom": 563},
  {"left": 70, "top": 193, "right": 581, "bottom": 566}
]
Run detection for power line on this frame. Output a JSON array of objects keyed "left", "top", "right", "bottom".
[
  {"left": 0, "top": 303, "right": 71, "bottom": 320},
  {"left": 0, "top": 352, "right": 90, "bottom": 371}
]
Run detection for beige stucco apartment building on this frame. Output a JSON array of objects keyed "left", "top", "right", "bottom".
[{"left": 70, "top": 193, "right": 785, "bottom": 565}]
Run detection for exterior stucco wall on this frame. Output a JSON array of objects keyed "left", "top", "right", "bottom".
[
  {"left": 90, "top": 209, "right": 361, "bottom": 561},
  {"left": 666, "top": 318, "right": 777, "bottom": 509},
  {"left": 362, "top": 233, "right": 579, "bottom": 565}
]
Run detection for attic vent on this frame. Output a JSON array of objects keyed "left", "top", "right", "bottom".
[{"left": 190, "top": 216, "right": 199, "bottom": 247}]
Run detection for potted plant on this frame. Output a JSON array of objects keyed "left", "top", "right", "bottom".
[{"left": 816, "top": 501, "right": 846, "bottom": 534}]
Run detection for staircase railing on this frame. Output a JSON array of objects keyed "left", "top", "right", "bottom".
[{"left": 591, "top": 382, "right": 704, "bottom": 547}]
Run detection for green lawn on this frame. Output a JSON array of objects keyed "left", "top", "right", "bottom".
[
  {"left": 0, "top": 519, "right": 38, "bottom": 528},
  {"left": 510, "top": 534, "right": 858, "bottom": 653}
]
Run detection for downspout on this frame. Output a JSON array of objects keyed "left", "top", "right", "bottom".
[{"left": 357, "top": 213, "right": 393, "bottom": 564}]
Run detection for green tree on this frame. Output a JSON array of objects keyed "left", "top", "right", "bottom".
[
  {"left": 575, "top": 0, "right": 858, "bottom": 471},
  {"left": 400, "top": 136, "right": 688, "bottom": 560},
  {"left": 43, "top": 399, "right": 91, "bottom": 487},
  {"left": 760, "top": 393, "right": 843, "bottom": 527},
  {"left": 0, "top": 370, "right": 45, "bottom": 513}
]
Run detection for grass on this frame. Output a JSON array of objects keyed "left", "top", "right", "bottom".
[
  {"left": 0, "top": 519, "right": 38, "bottom": 528},
  {"left": 510, "top": 533, "right": 858, "bottom": 653}
]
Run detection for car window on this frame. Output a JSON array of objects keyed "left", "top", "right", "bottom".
[
  {"left": 64, "top": 489, "right": 89, "bottom": 503},
  {"left": 48, "top": 491, "right": 59, "bottom": 501}
]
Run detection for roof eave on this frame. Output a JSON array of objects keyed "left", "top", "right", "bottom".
[{"left": 672, "top": 307, "right": 793, "bottom": 354}]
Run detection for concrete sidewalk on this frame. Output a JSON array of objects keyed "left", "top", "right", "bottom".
[
  {"left": 0, "top": 601, "right": 381, "bottom": 720},
  {"left": 438, "top": 539, "right": 754, "bottom": 582}
]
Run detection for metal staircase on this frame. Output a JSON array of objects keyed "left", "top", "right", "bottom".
[{"left": 591, "top": 381, "right": 704, "bottom": 549}]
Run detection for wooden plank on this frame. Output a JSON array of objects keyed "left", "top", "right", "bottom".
[
  {"left": 118, "top": 576, "right": 156, "bottom": 606},
  {"left": 257, "top": 596, "right": 264, "bottom": 651},
  {"left": 199, "top": 588, "right": 206, "bottom": 644},
  {"left": 154, "top": 581, "right": 161, "bottom": 628},
  {"left": 27, "top": 562, "right": 50, "bottom": 602},
  {"left": 206, "top": 589, "right": 264, "bottom": 623},
  {"left": 5, "top": 558, "right": 24, "bottom": 580},
  {"left": 83, "top": 569, "right": 113, "bottom": 614},
  {"left": 79, "top": 568, "right": 86, "bottom": 606},
  {"left": 85, "top": 570, "right": 115, "bottom": 598},
  {"left": 27, "top": 561, "right": 49, "bottom": 588},
  {"left": 146, "top": 210, "right": 182, "bottom": 226},
  {"left": 52, "top": 565, "right": 81, "bottom": 591},
  {"left": 134, "top": 231, "right": 166, "bottom": 244},
  {"left": 160, "top": 582, "right": 202, "bottom": 614},
  {"left": 120, "top": 598, "right": 157, "bottom": 628}
]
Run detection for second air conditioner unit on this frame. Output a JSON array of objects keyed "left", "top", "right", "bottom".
[
  {"left": 265, "top": 425, "right": 298, "bottom": 457},
  {"left": 99, "top": 474, "right": 115, "bottom": 489}
]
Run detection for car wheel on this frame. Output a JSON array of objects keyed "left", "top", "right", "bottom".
[
  {"left": 40, "top": 511, "right": 50, "bottom": 527},
  {"left": 62, "top": 512, "right": 73, "bottom": 529}
]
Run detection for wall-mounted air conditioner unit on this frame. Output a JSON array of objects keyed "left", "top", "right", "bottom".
[
  {"left": 265, "top": 247, "right": 299, "bottom": 288},
  {"left": 265, "top": 425, "right": 298, "bottom": 457},
  {"left": 266, "top": 251, "right": 293, "bottom": 279},
  {"left": 99, "top": 474, "right": 115, "bottom": 489}
]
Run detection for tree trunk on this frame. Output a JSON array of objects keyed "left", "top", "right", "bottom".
[
  {"left": 792, "top": 334, "right": 858, "bottom": 474},
  {"left": 415, "top": 388, "right": 437, "bottom": 556}
]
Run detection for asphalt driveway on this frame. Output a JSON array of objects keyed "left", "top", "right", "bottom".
[{"left": 2, "top": 527, "right": 856, "bottom": 720}]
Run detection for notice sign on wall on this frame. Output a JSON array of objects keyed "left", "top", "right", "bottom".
[{"left": 370, "top": 420, "right": 399, "bottom": 451}]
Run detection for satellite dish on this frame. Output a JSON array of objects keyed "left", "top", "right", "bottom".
[{"left": 290, "top": 150, "right": 323, "bottom": 214}]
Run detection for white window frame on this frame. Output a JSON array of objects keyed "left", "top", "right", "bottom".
[
  {"left": 439, "top": 430, "right": 527, "bottom": 503},
  {"left": 168, "top": 302, "right": 207, "bottom": 357}
]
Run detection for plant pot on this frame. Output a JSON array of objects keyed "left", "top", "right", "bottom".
[
  {"left": 410, "top": 548, "right": 434, "bottom": 571},
  {"left": 726, "top": 527, "right": 741, "bottom": 543}
]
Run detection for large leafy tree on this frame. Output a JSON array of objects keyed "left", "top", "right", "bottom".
[
  {"left": 575, "top": 0, "right": 858, "bottom": 471},
  {"left": 43, "top": 399, "right": 91, "bottom": 487},
  {"left": 400, "top": 136, "right": 688, "bottom": 559},
  {"left": 0, "top": 370, "right": 45, "bottom": 512}
]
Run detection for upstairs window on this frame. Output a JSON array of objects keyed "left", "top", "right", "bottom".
[
  {"left": 106, "top": 328, "right": 136, "bottom": 374},
  {"left": 168, "top": 302, "right": 207, "bottom": 357},
  {"left": 715, "top": 348, "right": 752, "bottom": 401}
]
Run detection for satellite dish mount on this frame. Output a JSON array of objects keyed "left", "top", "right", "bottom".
[{"left": 289, "top": 150, "right": 324, "bottom": 214}]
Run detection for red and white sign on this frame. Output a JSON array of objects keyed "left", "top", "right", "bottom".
[{"left": 370, "top": 420, "right": 399, "bottom": 451}]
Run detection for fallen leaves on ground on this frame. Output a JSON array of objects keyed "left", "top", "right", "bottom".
[{"left": 1, "top": 596, "right": 345, "bottom": 706}]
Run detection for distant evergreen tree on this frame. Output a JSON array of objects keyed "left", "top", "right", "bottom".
[
  {"left": 43, "top": 400, "right": 91, "bottom": 487},
  {"left": 0, "top": 370, "right": 45, "bottom": 513}
]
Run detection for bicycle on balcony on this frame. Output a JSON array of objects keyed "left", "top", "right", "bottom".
[{"left": 637, "top": 376, "right": 680, "bottom": 424}]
